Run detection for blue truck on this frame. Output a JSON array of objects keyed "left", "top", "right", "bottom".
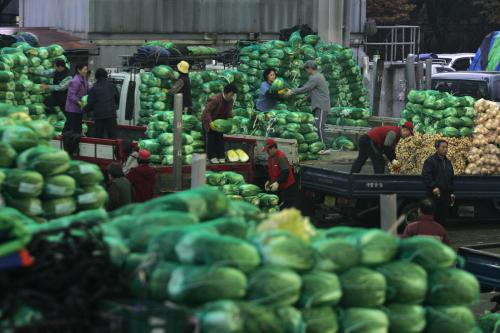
[
  {"left": 458, "top": 244, "right": 500, "bottom": 291},
  {"left": 300, "top": 162, "right": 500, "bottom": 224}
]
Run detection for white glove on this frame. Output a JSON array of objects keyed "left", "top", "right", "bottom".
[
  {"left": 270, "top": 182, "right": 279, "bottom": 192},
  {"left": 284, "top": 90, "right": 293, "bottom": 97},
  {"left": 264, "top": 181, "right": 271, "bottom": 191}
]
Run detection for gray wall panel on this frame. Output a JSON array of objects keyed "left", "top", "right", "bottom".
[
  {"left": 88, "top": 0, "right": 319, "bottom": 34},
  {"left": 21, "top": 0, "right": 349, "bottom": 44},
  {"left": 20, "top": 0, "right": 89, "bottom": 33}
]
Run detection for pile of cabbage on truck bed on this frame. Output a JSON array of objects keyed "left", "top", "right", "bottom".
[
  {"left": 396, "top": 96, "right": 500, "bottom": 176},
  {"left": 206, "top": 171, "right": 280, "bottom": 213},
  {"left": 137, "top": 31, "right": 373, "bottom": 163},
  {"left": 100, "top": 186, "right": 480, "bottom": 333}
]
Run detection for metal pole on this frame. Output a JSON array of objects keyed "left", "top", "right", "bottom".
[
  {"left": 191, "top": 153, "right": 207, "bottom": 188},
  {"left": 372, "top": 57, "right": 384, "bottom": 116},
  {"left": 405, "top": 54, "right": 416, "bottom": 91},
  {"left": 425, "top": 58, "right": 433, "bottom": 89},
  {"left": 343, "top": 0, "right": 352, "bottom": 48},
  {"left": 173, "top": 93, "right": 183, "bottom": 191},
  {"left": 380, "top": 194, "right": 398, "bottom": 234},
  {"left": 416, "top": 61, "right": 424, "bottom": 90}
]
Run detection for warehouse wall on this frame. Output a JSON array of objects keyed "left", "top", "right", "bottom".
[
  {"left": 21, "top": 0, "right": 346, "bottom": 43},
  {"left": 19, "top": 0, "right": 89, "bottom": 33},
  {"left": 87, "top": 0, "right": 333, "bottom": 35}
]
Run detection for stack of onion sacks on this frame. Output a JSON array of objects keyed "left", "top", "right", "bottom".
[{"left": 465, "top": 99, "right": 500, "bottom": 175}]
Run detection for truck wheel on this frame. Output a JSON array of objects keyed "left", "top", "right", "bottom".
[{"left": 398, "top": 202, "right": 420, "bottom": 233}]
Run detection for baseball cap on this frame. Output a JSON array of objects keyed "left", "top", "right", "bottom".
[
  {"left": 262, "top": 138, "right": 277, "bottom": 152},
  {"left": 402, "top": 121, "right": 414, "bottom": 134},
  {"left": 304, "top": 60, "right": 318, "bottom": 70},
  {"left": 138, "top": 149, "right": 151, "bottom": 161}
]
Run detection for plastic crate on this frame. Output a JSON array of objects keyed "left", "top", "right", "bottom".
[{"left": 97, "top": 299, "right": 194, "bottom": 333}]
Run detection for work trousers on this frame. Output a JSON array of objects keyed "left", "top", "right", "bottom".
[
  {"left": 94, "top": 117, "right": 118, "bottom": 139},
  {"left": 313, "top": 107, "right": 327, "bottom": 144},
  {"left": 278, "top": 183, "right": 298, "bottom": 209},
  {"left": 205, "top": 130, "right": 225, "bottom": 159},
  {"left": 64, "top": 112, "right": 83, "bottom": 135},
  {"left": 45, "top": 94, "right": 69, "bottom": 132},
  {"left": 432, "top": 192, "right": 451, "bottom": 225},
  {"left": 350, "top": 134, "right": 385, "bottom": 174}
]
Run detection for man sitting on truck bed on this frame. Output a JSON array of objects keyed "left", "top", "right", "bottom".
[
  {"left": 351, "top": 122, "right": 414, "bottom": 174},
  {"left": 402, "top": 199, "right": 450, "bottom": 245}
]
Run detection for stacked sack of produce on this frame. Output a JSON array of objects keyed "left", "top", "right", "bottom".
[
  {"left": 327, "top": 106, "right": 370, "bottom": 127},
  {"left": 465, "top": 99, "right": 500, "bottom": 175},
  {"left": 0, "top": 43, "right": 67, "bottom": 121},
  {"left": 205, "top": 171, "right": 280, "bottom": 213},
  {"left": 395, "top": 133, "right": 471, "bottom": 175},
  {"left": 101, "top": 194, "right": 481, "bottom": 333},
  {"left": 187, "top": 46, "right": 218, "bottom": 56},
  {"left": 239, "top": 32, "right": 369, "bottom": 111},
  {"left": 0, "top": 115, "right": 107, "bottom": 220},
  {"left": 137, "top": 111, "right": 203, "bottom": 166},
  {"left": 104, "top": 185, "right": 265, "bottom": 265},
  {"left": 138, "top": 65, "right": 178, "bottom": 125},
  {"left": 317, "top": 44, "right": 369, "bottom": 109},
  {"left": 402, "top": 90, "right": 475, "bottom": 137},
  {"left": 252, "top": 108, "right": 324, "bottom": 161},
  {"left": 189, "top": 69, "right": 255, "bottom": 126}
]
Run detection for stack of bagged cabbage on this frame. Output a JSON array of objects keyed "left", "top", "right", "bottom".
[
  {"left": 402, "top": 90, "right": 476, "bottom": 137},
  {"left": 101, "top": 185, "right": 481, "bottom": 333},
  {"left": 327, "top": 106, "right": 370, "bottom": 127},
  {"left": 0, "top": 43, "right": 67, "bottom": 122},
  {"left": 0, "top": 114, "right": 107, "bottom": 220},
  {"left": 238, "top": 32, "right": 369, "bottom": 111},
  {"left": 189, "top": 69, "right": 255, "bottom": 127},
  {"left": 137, "top": 111, "right": 204, "bottom": 166},
  {"left": 138, "top": 65, "right": 178, "bottom": 125},
  {"left": 316, "top": 44, "right": 369, "bottom": 109},
  {"left": 252, "top": 107, "right": 325, "bottom": 161},
  {"left": 205, "top": 171, "right": 280, "bottom": 213}
]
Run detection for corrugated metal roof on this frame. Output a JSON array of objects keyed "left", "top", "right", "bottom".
[{"left": 0, "top": 27, "right": 96, "bottom": 50}]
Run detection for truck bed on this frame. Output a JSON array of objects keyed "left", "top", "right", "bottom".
[
  {"left": 300, "top": 152, "right": 500, "bottom": 199},
  {"left": 458, "top": 243, "right": 500, "bottom": 289}
]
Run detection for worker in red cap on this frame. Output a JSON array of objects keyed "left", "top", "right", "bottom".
[
  {"left": 351, "top": 122, "right": 414, "bottom": 174},
  {"left": 263, "top": 138, "right": 297, "bottom": 208},
  {"left": 126, "top": 149, "right": 156, "bottom": 203}
]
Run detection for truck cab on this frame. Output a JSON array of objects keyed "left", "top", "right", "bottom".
[
  {"left": 435, "top": 53, "right": 475, "bottom": 71},
  {"left": 431, "top": 71, "right": 500, "bottom": 102},
  {"left": 107, "top": 69, "right": 143, "bottom": 126}
]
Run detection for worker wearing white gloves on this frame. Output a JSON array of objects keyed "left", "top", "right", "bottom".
[{"left": 263, "top": 138, "right": 297, "bottom": 209}]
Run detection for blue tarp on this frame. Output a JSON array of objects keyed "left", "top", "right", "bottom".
[{"left": 469, "top": 31, "right": 500, "bottom": 71}]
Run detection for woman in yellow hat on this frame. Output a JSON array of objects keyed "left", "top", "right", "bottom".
[{"left": 169, "top": 60, "right": 192, "bottom": 114}]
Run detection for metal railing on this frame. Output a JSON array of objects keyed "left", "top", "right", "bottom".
[{"left": 365, "top": 25, "right": 420, "bottom": 63}]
